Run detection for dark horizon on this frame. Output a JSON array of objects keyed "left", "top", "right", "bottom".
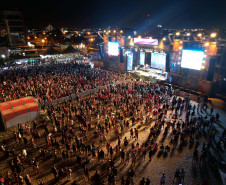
[{"left": 1, "top": 0, "right": 226, "bottom": 29}]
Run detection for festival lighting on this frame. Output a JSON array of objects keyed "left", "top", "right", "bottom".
[
  {"left": 104, "top": 30, "right": 106, "bottom": 32},
  {"left": 179, "top": 46, "right": 182, "bottom": 50},
  {"left": 197, "top": 33, "right": 202, "bottom": 37},
  {"left": 120, "top": 30, "right": 123, "bottom": 33},
  {"left": 176, "top": 32, "right": 180, "bottom": 36},
  {"left": 114, "top": 30, "right": 116, "bottom": 33},
  {"left": 27, "top": 36, "right": 30, "bottom": 39},
  {"left": 138, "top": 36, "right": 141, "bottom": 39},
  {"left": 201, "top": 66, "right": 205, "bottom": 69},
  {"left": 186, "top": 33, "right": 191, "bottom": 36},
  {"left": 41, "top": 39, "right": 45, "bottom": 43},
  {"left": 128, "top": 36, "right": 131, "bottom": 39},
  {"left": 163, "top": 38, "right": 166, "bottom": 41},
  {"left": 149, "top": 37, "right": 152, "bottom": 39},
  {"left": 205, "top": 42, "right": 210, "bottom": 46}
]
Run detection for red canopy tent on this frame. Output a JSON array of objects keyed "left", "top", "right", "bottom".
[{"left": 0, "top": 97, "right": 40, "bottom": 130}]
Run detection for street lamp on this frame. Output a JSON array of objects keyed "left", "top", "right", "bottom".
[
  {"left": 1, "top": 54, "right": 6, "bottom": 64},
  {"left": 42, "top": 39, "right": 45, "bottom": 49},
  {"left": 210, "top": 33, "right": 217, "bottom": 38}
]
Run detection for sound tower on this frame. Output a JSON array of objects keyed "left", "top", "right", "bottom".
[
  {"left": 145, "top": 52, "right": 151, "bottom": 65},
  {"left": 120, "top": 47, "right": 124, "bottom": 63},
  {"left": 133, "top": 51, "right": 138, "bottom": 67},
  {"left": 166, "top": 54, "right": 170, "bottom": 72},
  {"left": 207, "top": 58, "right": 216, "bottom": 81},
  {"left": 99, "top": 45, "right": 103, "bottom": 59}
]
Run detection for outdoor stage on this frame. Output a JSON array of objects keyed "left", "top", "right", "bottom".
[{"left": 129, "top": 66, "right": 167, "bottom": 81}]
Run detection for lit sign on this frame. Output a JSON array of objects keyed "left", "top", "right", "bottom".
[{"left": 134, "top": 38, "right": 158, "bottom": 45}]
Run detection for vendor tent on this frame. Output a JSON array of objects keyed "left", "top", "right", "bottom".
[
  {"left": 63, "top": 44, "right": 79, "bottom": 54},
  {"left": 42, "top": 46, "right": 61, "bottom": 55},
  {"left": 0, "top": 97, "right": 40, "bottom": 130}
]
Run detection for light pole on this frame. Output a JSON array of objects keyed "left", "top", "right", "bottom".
[
  {"left": 41, "top": 39, "right": 45, "bottom": 50},
  {"left": 1, "top": 54, "right": 6, "bottom": 65}
]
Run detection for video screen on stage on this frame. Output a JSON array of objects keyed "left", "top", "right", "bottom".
[
  {"left": 151, "top": 53, "right": 166, "bottom": 70},
  {"left": 140, "top": 52, "right": 145, "bottom": 65},
  {"left": 108, "top": 42, "right": 119, "bottom": 56},
  {"left": 127, "top": 52, "right": 133, "bottom": 71},
  {"left": 181, "top": 50, "right": 204, "bottom": 70}
]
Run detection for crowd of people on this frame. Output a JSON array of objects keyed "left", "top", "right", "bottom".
[
  {"left": 0, "top": 61, "right": 124, "bottom": 103},
  {"left": 0, "top": 61, "right": 222, "bottom": 185}
]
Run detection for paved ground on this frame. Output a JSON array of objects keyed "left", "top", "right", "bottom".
[{"left": 0, "top": 88, "right": 225, "bottom": 185}]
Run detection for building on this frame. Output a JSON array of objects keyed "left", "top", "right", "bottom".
[{"left": 1, "top": 10, "right": 27, "bottom": 47}]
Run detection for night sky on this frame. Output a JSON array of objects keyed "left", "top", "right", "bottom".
[{"left": 1, "top": 0, "right": 226, "bottom": 29}]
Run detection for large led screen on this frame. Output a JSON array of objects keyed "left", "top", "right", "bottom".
[
  {"left": 151, "top": 53, "right": 166, "bottom": 70},
  {"left": 108, "top": 42, "right": 119, "bottom": 56},
  {"left": 127, "top": 52, "right": 133, "bottom": 71},
  {"left": 134, "top": 38, "right": 158, "bottom": 45},
  {"left": 181, "top": 50, "right": 204, "bottom": 70},
  {"left": 140, "top": 52, "right": 145, "bottom": 65}
]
